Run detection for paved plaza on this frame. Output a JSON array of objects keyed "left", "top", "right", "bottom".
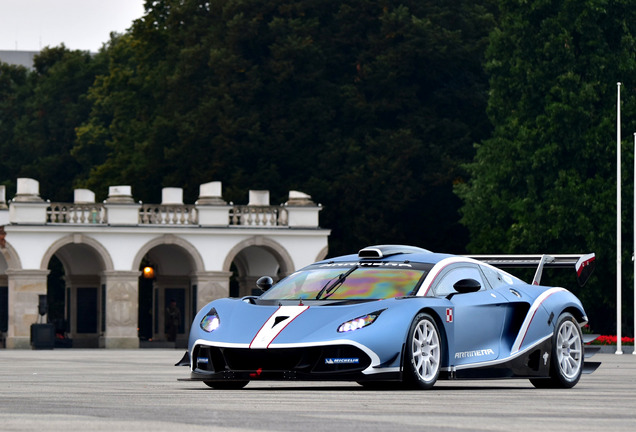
[{"left": 0, "top": 349, "right": 635, "bottom": 431}]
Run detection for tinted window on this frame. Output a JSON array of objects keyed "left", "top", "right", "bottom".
[
  {"left": 480, "top": 264, "right": 520, "bottom": 288},
  {"left": 260, "top": 267, "right": 428, "bottom": 300},
  {"left": 432, "top": 265, "right": 486, "bottom": 296}
]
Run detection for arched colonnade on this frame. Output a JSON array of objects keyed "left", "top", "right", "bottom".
[{"left": 0, "top": 180, "right": 329, "bottom": 349}]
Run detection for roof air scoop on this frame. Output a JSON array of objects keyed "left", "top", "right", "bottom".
[
  {"left": 358, "top": 245, "right": 430, "bottom": 259},
  {"left": 358, "top": 247, "right": 383, "bottom": 259}
]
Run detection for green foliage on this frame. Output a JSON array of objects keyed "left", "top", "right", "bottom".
[
  {"left": 0, "top": 62, "right": 30, "bottom": 193},
  {"left": 72, "top": 33, "right": 163, "bottom": 201},
  {"left": 70, "top": 0, "right": 495, "bottom": 255},
  {"left": 456, "top": 0, "right": 636, "bottom": 333},
  {"left": 1, "top": 45, "right": 106, "bottom": 200},
  {"left": 315, "top": 0, "right": 495, "bottom": 254}
]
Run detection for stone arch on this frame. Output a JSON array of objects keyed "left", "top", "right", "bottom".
[
  {"left": 315, "top": 245, "right": 329, "bottom": 262},
  {"left": 0, "top": 241, "right": 22, "bottom": 270},
  {"left": 40, "top": 234, "right": 113, "bottom": 272},
  {"left": 230, "top": 251, "right": 249, "bottom": 280},
  {"left": 133, "top": 234, "right": 205, "bottom": 346},
  {"left": 132, "top": 234, "right": 204, "bottom": 274},
  {"left": 37, "top": 234, "right": 114, "bottom": 348},
  {"left": 222, "top": 236, "right": 294, "bottom": 276}
]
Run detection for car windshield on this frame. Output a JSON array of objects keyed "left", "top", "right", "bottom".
[{"left": 259, "top": 266, "right": 430, "bottom": 300}]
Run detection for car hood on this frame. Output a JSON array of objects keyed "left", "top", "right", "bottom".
[{"left": 190, "top": 297, "right": 405, "bottom": 349}]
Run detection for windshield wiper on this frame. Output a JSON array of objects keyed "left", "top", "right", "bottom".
[{"left": 315, "top": 265, "right": 359, "bottom": 300}]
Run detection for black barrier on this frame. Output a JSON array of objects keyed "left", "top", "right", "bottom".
[{"left": 31, "top": 323, "right": 55, "bottom": 349}]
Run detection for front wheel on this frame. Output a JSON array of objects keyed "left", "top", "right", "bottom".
[
  {"left": 530, "top": 312, "right": 583, "bottom": 389},
  {"left": 403, "top": 313, "right": 442, "bottom": 390}
]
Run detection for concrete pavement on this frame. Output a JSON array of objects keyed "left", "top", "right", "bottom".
[{"left": 1, "top": 349, "right": 635, "bottom": 431}]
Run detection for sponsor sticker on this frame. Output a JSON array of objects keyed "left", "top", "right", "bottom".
[
  {"left": 446, "top": 308, "right": 453, "bottom": 323},
  {"left": 454, "top": 349, "right": 495, "bottom": 359},
  {"left": 325, "top": 358, "right": 360, "bottom": 365},
  {"left": 320, "top": 262, "right": 412, "bottom": 268},
  {"left": 197, "top": 357, "right": 209, "bottom": 364}
]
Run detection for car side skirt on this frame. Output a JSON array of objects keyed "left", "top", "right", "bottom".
[{"left": 450, "top": 337, "right": 553, "bottom": 379}]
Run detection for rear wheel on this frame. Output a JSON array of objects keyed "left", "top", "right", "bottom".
[
  {"left": 530, "top": 312, "right": 583, "bottom": 389},
  {"left": 203, "top": 380, "right": 249, "bottom": 389},
  {"left": 403, "top": 313, "right": 442, "bottom": 390}
]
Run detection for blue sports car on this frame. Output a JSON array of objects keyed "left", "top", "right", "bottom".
[{"left": 179, "top": 245, "right": 600, "bottom": 389}]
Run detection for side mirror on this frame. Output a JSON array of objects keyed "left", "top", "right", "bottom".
[
  {"left": 453, "top": 278, "right": 481, "bottom": 294},
  {"left": 256, "top": 276, "right": 274, "bottom": 292}
]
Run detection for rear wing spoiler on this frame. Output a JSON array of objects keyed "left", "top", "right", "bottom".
[{"left": 466, "top": 253, "right": 595, "bottom": 287}]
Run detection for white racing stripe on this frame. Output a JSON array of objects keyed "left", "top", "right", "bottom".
[
  {"left": 511, "top": 287, "right": 565, "bottom": 354},
  {"left": 249, "top": 305, "right": 310, "bottom": 348}
]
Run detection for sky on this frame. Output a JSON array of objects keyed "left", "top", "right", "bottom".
[{"left": 0, "top": 0, "right": 145, "bottom": 52}]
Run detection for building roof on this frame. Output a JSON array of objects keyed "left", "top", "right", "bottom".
[{"left": 0, "top": 50, "right": 38, "bottom": 68}]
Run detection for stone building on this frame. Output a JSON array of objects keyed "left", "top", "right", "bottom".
[{"left": 0, "top": 179, "right": 329, "bottom": 349}]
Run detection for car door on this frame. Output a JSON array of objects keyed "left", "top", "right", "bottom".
[{"left": 430, "top": 263, "right": 509, "bottom": 366}]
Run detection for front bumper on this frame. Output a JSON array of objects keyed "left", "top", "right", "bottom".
[{"left": 180, "top": 343, "right": 401, "bottom": 382}]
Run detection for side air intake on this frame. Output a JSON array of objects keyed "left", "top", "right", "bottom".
[{"left": 358, "top": 245, "right": 430, "bottom": 259}]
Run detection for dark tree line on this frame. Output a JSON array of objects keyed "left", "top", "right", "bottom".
[
  {"left": 1, "top": 47, "right": 107, "bottom": 200},
  {"left": 457, "top": 0, "right": 636, "bottom": 334},
  {"left": 1, "top": 0, "right": 635, "bottom": 333}
]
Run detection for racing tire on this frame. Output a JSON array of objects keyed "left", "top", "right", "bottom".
[
  {"left": 530, "top": 312, "right": 583, "bottom": 389},
  {"left": 403, "top": 312, "right": 442, "bottom": 390},
  {"left": 203, "top": 380, "right": 249, "bottom": 390}
]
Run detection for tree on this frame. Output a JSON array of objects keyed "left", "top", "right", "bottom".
[
  {"left": 0, "top": 62, "right": 30, "bottom": 194},
  {"left": 1, "top": 46, "right": 106, "bottom": 201},
  {"left": 456, "top": 0, "right": 636, "bottom": 334},
  {"left": 72, "top": 33, "right": 163, "bottom": 201},
  {"left": 315, "top": 0, "right": 496, "bottom": 255},
  {"left": 75, "top": 0, "right": 495, "bottom": 257}
]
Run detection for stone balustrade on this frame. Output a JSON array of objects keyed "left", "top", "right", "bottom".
[
  {"left": 229, "top": 205, "right": 287, "bottom": 227},
  {"left": 46, "top": 203, "right": 291, "bottom": 227},
  {"left": 138, "top": 204, "right": 198, "bottom": 225},
  {"left": 4, "top": 178, "right": 321, "bottom": 228},
  {"left": 48, "top": 203, "right": 107, "bottom": 224}
]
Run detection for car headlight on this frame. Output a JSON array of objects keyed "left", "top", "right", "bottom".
[
  {"left": 337, "top": 310, "right": 384, "bottom": 333},
  {"left": 200, "top": 308, "right": 220, "bottom": 332}
]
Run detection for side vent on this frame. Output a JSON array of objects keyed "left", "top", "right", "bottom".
[{"left": 358, "top": 245, "right": 430, "bottom": 259}]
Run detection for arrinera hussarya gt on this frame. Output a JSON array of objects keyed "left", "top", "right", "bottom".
[{"left": 179, "top": 245, "right": 600, "bottom": 389}]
